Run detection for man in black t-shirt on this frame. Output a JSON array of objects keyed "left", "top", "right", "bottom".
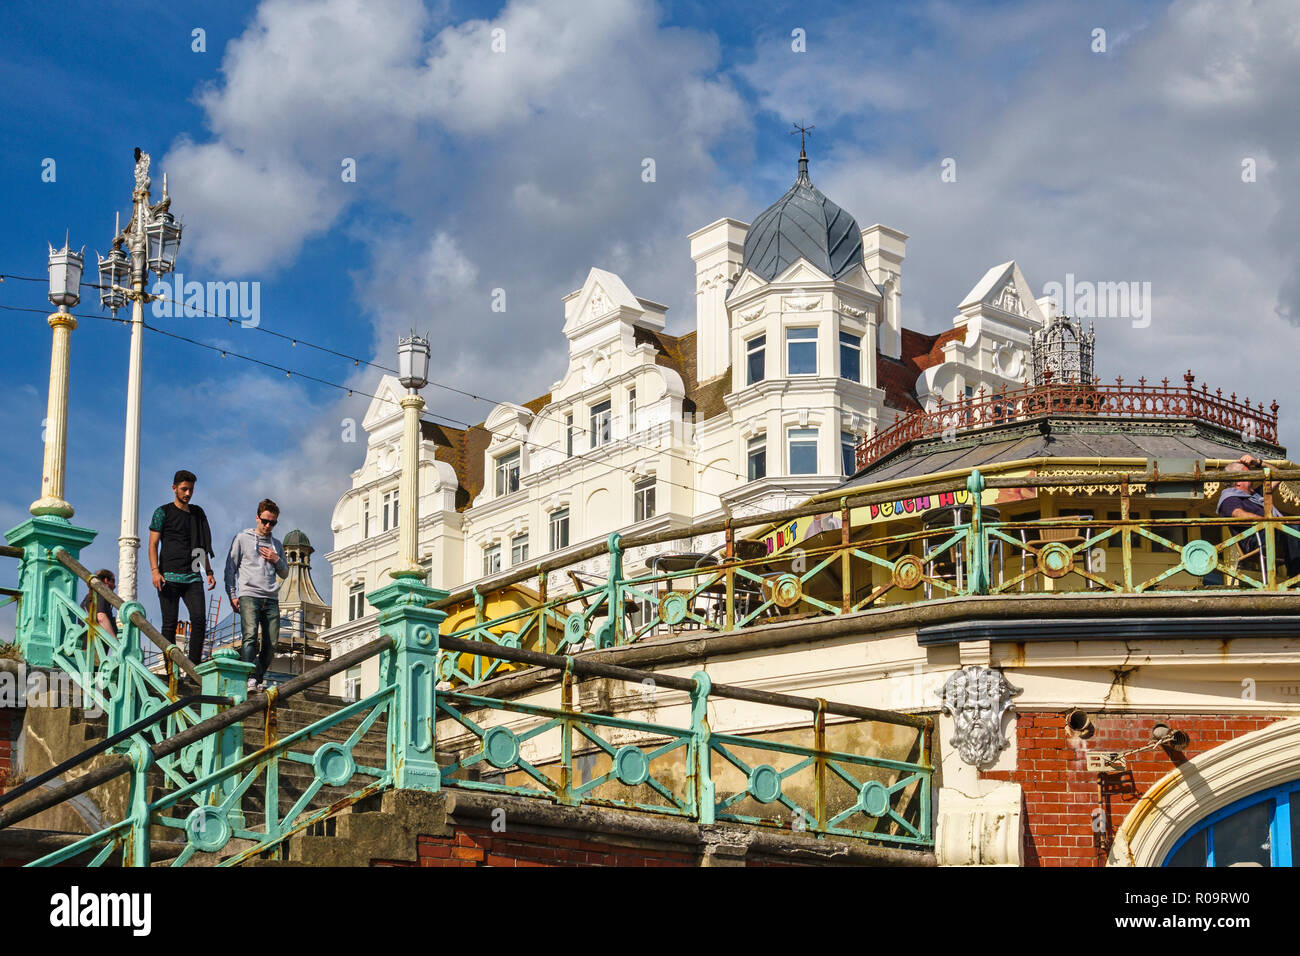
[{"left": 148, "top": 469, "right": 216, "bottom": 663}]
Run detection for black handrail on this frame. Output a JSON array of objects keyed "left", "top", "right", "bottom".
[{"left": 0, "top": 694, "right": 232, "bottom": 810}]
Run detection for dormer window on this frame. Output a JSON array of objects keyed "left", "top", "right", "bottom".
[
  {"left": 787, "top": 327, "right": 818, "bottom": 376},
  {"left": 494, "top": 450, "right": 521, "bottom": 496},
  {"left": 590, "top": 400, "right": 612, "bottom": 449}
]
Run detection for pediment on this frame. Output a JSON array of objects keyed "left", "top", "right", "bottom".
[
  {"left": 727, "top": 268, "right": 769, "bottom": 301},
  {"left": 564, "top": 267, "right": 644, "bottom": 334},
  {"left": 361, "top": 374, "right": 404, "bottom": 431},
  {"left": 771, "top": 258, "right": 833, "bottom": 285},
  {"left": 958, "top": 261, "right": 1044, "bottom": 324}
]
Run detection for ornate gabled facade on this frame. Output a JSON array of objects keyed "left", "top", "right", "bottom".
[{"left": 320, "top": 148, "right": 1062, "bottom": 696}]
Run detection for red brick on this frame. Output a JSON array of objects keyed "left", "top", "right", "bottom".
[
  {"left": 451, "top": 847, "right": 484, "bottom": 861},
  {"left": 485, "top": 854, "right": 517, "bottom": 867}
]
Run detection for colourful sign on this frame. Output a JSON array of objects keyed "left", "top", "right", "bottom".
[{"left": 760, "top": 512, "right": 843, "bottom": 556}]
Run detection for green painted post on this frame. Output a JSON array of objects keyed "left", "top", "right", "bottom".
[
  {"left": 691, "top": 670, "right": 715, "bottom": 825},
  {"left": 5, "top": 517, "right": 96, "bottom": 666},
  {"left": 603, "top": 532, "right": 623, "bottom": 648},
  {"left": 371, "top": 576, "right": 447, "bottom": 791},
  {"left": 197, "top": 648, "right": 253, "bottom": 824},
  {"left": 965, "top": 469, "right": 989, "bottom": 594},
  {"left": 107, "top": 601, "right": 147, "bottom": 744},
  {"left": 126, "top": 739, "right": 153, "bottom": 867}
]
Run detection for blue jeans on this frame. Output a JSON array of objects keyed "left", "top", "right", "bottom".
[{"left": 238, "top": 597, "right": 280, "bottom": 682}]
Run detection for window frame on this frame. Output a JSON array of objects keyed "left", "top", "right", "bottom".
[
  {"left": 839, "top": 329, "right": 862, "bottom": 383},
  {"left": 786, "top": 326, "right": 818, "bottom": 376},
  {"left": 483, "top": 544, "right": 502, "bottom": 577},
  {"left": 747, "top": 435, "right": 767, "bottom": 482},
  {"left": 788, "top": 427, "right": 819, "bottom": 475},
  {"left": 745, "top": 334, "right": 766, "bottom": 386},
  {"left": 348, "top": 584, "right": 365, "bottom": 622},
  {"left": 841, "top": 430, "right": 857, "bottom": 477},
  {"left": 549, "top": 508, "right": 570, "bottom": 551},
  {"left": 634, "top": 477, "right": 656, "bottom": 522},
  {"left": 494, "top": 449, "right": 521, "bottom": 497},
  {"left": 511, "top": 534, "right": 529, "bottom": 566},
  {"left": 590, "top": 400, "right": 612, "bottom": 449},
  {"left": 381, "top": 489, "right": 399, "bottom": 532}
]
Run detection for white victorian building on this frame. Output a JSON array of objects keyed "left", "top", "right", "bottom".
[{"left": 321, "top": 146, "right": 1060, "bottom": 697}]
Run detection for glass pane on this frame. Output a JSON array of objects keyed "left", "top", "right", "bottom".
[
  {"left": 787, "top": 328, "right": 817, "bottom": 375},
  {"left": 841, "top": 345, "right": 860, "bottom": 382},
  {"left": 789, "top": 429, "right": 818, "bottom": 475},
  {"left": 1167, "top": 829, "right": 1207, "bottom": 867},
  {"left": 747, "top": 345, "right": 765, "bottom": 385},
  {"left": 1213, "top": 801, "right": 1271, "bottom": 867},
  {"left": 748, "top": 447, "right": 766, "bottom": 481}
]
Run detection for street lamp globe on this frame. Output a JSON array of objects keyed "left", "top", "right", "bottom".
[
  {"left": 145, "top": 208, "right": 182, "bottom": 275},
  {"left": 397, "top": 332, "right": 431, "bottom": 391},
  {"left": 97, "top": 240, "right": 130, "bottom": 314},
  {"left": 47, "top": 240, "right": 84, "bottom": 310}
]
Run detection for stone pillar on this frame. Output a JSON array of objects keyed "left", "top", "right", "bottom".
[
  {"left": 370, "top": 578, "right": 447, "bottom": 791},
  {"left": 394, "top": 394, "right": 425, "bottom": 579},
  {"left": 5, "top": 520, "right": 96, "bottom": 666},
  {"left": 31, "top": 310, "right": 77, "bottom": 518}
]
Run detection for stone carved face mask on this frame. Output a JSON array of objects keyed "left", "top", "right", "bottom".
[{"left": 940, "top": 666, "right": 1022, "bottom": 767}]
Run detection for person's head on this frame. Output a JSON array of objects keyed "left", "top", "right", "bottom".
[
  {"left": 173, "top": 469, "right": 197, "bottom": 504},
  {"left": 256, "top": 498, "right": 280, "bottom": 534},
  {"left": 1226, "top": 460, "right": 1254, "bottom": 492},
  {"left": 94, "top": 569, "right": 116, "bottom": 591}
]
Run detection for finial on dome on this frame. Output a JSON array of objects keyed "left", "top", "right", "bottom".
[{"left": 791, "top": 121, "right": 815, "bottom": 184}]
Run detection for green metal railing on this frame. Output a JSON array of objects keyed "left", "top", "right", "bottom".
[
  {"left": 437, "top": 468, "right": 1300, "bottom": 673},
  {"left": 2, "top": 577, "right": 932, "bottom": 864}
]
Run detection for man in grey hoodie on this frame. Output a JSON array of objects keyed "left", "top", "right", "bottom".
[{"left": 224, "top": 498, "right": 289, "bottom": 689}]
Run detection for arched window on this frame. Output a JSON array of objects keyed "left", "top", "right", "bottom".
[{"left": 1165, "top": 779, "right": 1300, "bottom": 867}]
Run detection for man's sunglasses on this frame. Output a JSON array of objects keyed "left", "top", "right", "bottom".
[{"left": 258, "top": 517, "right": 278, "bottom": 527}]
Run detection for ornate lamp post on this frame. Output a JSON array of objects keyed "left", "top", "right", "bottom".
[
  {"left": 32, "top": 240, "right": 84, "bottom": 518},
  {"left": 5, "top": 240, "right": 97, "bottom": 664},
  {"left": 393, "top": 332, "right": 431, "bottom": 579},
  {"left": 368, "top": 331, "right": 444, "bottom": 792},
  {"left": 98, "top": 149, "right": 182, "bottom": 601}
]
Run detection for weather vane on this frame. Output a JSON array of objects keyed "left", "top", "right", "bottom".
[{"left": 791, "top": 121, "right": 815, "bottom": 153}]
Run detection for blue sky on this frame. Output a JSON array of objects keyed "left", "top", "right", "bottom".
[{"left": 1, "top": 0, "right": 1296, "bottom": 634}]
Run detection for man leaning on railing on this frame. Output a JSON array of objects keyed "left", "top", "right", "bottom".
[{"left": 1217, "top": 456, "right": 1300, "bottom": 579}]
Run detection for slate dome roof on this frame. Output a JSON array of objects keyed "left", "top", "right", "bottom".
[
  {"left": 283, "top": 529, "right": 311, "bottom": 550},
  {"left": 740, "top": 149, "right": 864, "bottom": 282}
]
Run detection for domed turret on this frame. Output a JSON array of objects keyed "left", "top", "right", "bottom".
[{"left": 740, "top": 145, "right": 864, "bottom": 282}]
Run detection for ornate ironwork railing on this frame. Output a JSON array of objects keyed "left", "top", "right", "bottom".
[
  {"left": 855, "top": 373, "right": 1279, "bottom": 471},
  {"left": 3, "top": 612, "right": 931, "bottom": 864}
]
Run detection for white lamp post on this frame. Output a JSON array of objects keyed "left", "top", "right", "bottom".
[
  {"left": 32, "top": 240, "right": 84, "bottom": 518},
  {"left": 393, "top": 332, "right": 430, "bottom": 579},
  {"left": 98, "top": 149, "right": 182, "bottom": 601}
]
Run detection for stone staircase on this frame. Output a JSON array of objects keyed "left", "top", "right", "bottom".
[{"left": 177, "top": 687, "right": 391, "bottom": 865}]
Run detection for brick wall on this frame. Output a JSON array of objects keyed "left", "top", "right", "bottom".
[
  {"left": 983, "top": 711, "right": 1278, "bottom": 867},
  {"left": 0, "top": 705, "right": 17, "bottom": 793},
  {"left": 407, "top": 826, "right": 700, "bottom": 867}
]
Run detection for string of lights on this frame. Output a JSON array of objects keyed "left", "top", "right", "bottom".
[
  {"left": 0, "top": 298, "right": 727, "bottom": 503},
  {"left": 2, "top": 268, "right": 747, "bottom": 482}
]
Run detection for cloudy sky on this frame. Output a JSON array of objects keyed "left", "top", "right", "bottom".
[{"left": 1, "top": 0, "right": 1296, "bottom": 633}]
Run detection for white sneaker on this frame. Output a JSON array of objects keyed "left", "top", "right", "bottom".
[{"left": 246, "top": 677, "right": 258, "bottom": 691}]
